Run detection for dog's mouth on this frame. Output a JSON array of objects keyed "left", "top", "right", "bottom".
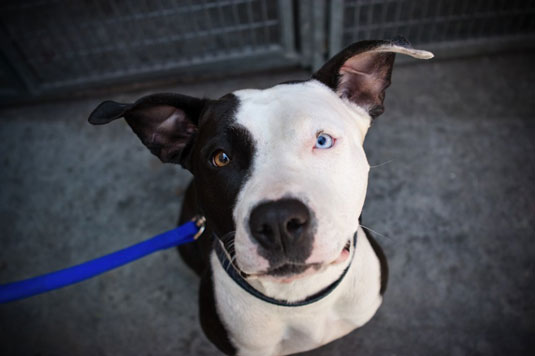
[
  {"left": 260, "top": 239, "right": 352, "bottom": 282},
  {"left": 219, "top": 236, "right": 352, "bottom": 283},
  {"left": 242, "top": 240, "right": 351, "bottom": 283},
  {"left": 265, "top": 262, "right": 319, "bottom": 277}
]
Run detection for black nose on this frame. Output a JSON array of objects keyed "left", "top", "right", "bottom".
[{"left": 249, "top": 198, "right": 314, "bottom": 261}]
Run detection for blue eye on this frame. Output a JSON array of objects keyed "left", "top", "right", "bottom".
[{"left": 315, "top": 133, "right": 334, "bottom": 149}]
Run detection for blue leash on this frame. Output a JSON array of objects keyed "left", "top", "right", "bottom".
[{"left": 0, "top": 216, "right": 206, "bottom": 304}]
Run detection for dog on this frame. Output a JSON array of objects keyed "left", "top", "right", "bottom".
[{"left": 88, "top": 38, "right": 433, "bottom": 356}]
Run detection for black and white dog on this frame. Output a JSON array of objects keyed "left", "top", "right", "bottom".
[{"left": 89, "top": 38, "right": 432, "bottom": 356}]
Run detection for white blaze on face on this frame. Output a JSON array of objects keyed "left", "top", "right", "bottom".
[{"left": 232, "top": 80, "right": 372, "bottom": 274}]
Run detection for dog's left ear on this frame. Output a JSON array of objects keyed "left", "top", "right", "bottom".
[
  {"left": 88, "top": 93, "right": 205, "bottom": 165},
  {"left": 313, "top": 37, "right": 433, "bottom": 118}
]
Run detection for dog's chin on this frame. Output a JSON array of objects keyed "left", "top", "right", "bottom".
[{"left": 251, "top": 239, "right": 352, "bottom": 284}]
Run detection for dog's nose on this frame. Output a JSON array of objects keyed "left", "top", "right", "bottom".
[{"left": 249, "top": 198, "right": 313, "bottom": 260}]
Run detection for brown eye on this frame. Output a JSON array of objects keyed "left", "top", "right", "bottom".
[{"left": 211, "top": 150, "right": 231, "bottom": 167}]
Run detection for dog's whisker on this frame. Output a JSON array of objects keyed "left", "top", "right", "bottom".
[
  {"left": 220, "top": 231, "right": 236, "bottom": 242},
  {"left": 369, "top": 160, "right": 394, "bottom": 169},
  {"left": 360, "top": 224, "right": 391, "bottom": 240},
  {"left": 224, "top": 241, "right": 235, "bottom": 252}
]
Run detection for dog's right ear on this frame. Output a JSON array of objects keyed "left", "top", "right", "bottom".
[
  {"left": 88, "top": 93, "right": 205, "bottom": 166},
  {"left": 312, "top": 37, "right": 433, "bottom": 119}
]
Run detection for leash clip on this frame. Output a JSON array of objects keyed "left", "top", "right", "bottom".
[{"left": 192, "top": 215, "right": 206, "bottom": 240}]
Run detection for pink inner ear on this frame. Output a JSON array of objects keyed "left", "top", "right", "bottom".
[
  {"left": 157, "top": 109, "right": 187, "bottom": 136},
  {"left": 154, "top": 108, "right": 197, "bottom": 161},
  {"left": 126, "top": 104, "right": 197, "bottom": 163},
  {"left": 337, "top": 52, "right": 395, "bottom": 117}
]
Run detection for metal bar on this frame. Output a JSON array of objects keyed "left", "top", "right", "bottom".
[
  {"left": 365, "top": 1, "right": 374, "bottom": 39},
  {"left": 260, "top": 0, "right": 272, "bottom": 44},
  {"left": 404, "top": 0, "right": 417, "bottom": 41},
  {"left": 311, "top": 0, "right": 326, "bottom": 70},
  {"left": 60, "top": 1, "right": 96, "bottom": 78},
  {"left": 439, "top": 0, "right": 457, "bottom": 42},
  {"left": 25, "top": 19, "right": 280, "bottom": 65},
  {"left": 201, "top": 0, "right": 217, "bottom": 53},
  {"left": 108, "top": 0, "right": 141, "bottom": 72},
  {"left": 131, "top": 0, "right": 162, "bottom": 69},
  {"left": 278, "top": 0, "right": 296, "bottom": 56},
  {"left": 377, "top": 0, "right": 389, "bottom": 39},
  {"left": 452, "top": 0, "right": 470, "bottom": 41},
  {"left": 413, "top": 0, "right": 430, "bottom": 43},
  {"left": 0, "top": 52, "right": 24, "bottom": 96},
  {"left": 246, "top": 0, "right": 259, "bottom": 48},
  {"left": 9, "top": 0, "right": 256, "bottom": 39},
  {"left": 190, "top": 0, "right": 212, "bottom": 61},
  {"left": 215, "top": 0, "right": 232, "bottom": 53},
  {"left": 429, "top": 0, "right": 445, "bottom": 42},
  {"left": 298, "top": 0, "right": 312, "bottom": 67},
  {"left": 336, "top": 9, "right": 535, "bottom": 36},
  {"left": 153, "top": 0, "right": 177, "bottom": 67},
  {"left": 393, "top": 0, "right": 403, "bottom": 39},
  {"left": 329, "top": 0, "right": 344, "bottom": 57},
  {"left": 230, "top": 0, "right": 246, "bottom": 50},
  {"left": 353, "top": 0, "right": 362, "bottom": 42},
  {"left": 343, "top": 0, "right": 399, "bottom": 5},
  {"left": 36, "top": 46, "right": 296, "bottom": 91},
  {"left": 92, "top": 0, "right": 129, "bottom": 72},
  {"left": 0, "top": 22, "right": 38, "bottom": 94}
]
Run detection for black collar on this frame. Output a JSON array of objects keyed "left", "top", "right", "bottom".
[{"left": 214, "top": 232, "right": 357, "bottom": 307}]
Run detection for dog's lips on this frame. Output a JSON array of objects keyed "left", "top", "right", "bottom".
[
  {"left": 250, "top": 239, "right": 352, "bottom": 283},
  {"left": 331, "top": 239, "right": 351, "bottom": 265}
]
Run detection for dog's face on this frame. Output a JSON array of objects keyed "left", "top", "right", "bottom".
[
  {"left": 89, "top": 39, "right": 432, "bottom": 284},
  {"left": 229, "top": 81, "right": 371, "bottom": 277}
]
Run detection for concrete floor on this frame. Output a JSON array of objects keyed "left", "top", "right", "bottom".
[{"left": 0, "top": 50, "right": 533, "bottom": 356}]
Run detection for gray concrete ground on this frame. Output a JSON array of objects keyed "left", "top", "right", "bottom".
[{"left": 0, "top": 50, "right": 534, "bottom": 356}]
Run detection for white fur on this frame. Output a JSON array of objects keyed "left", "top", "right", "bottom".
[
  {"left": 208, "top": 80, "right": 383, "bottom": 355},
  {"left": 212, "top": 226, "right": 382, "bottom": 356}
]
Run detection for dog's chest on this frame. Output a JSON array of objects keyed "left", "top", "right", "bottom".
[
  {"left": 210, "top": 228, "right": 383, "bottom": 356},
  {"left": 213, "top": 272, "right": 358, "bottom": 355},
  {"left": 274, "top": 307, "right": 358, "bottom": 354}
]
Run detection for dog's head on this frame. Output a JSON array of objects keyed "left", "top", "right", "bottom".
[{"left": 89, "top": 39, "right": 432, "bottom": 286}]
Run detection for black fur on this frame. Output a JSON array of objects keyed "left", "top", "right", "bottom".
[
  {"left": 364, "top": 229, "right": 389, "bottom": 295},
  {"left": 88, "top": 93, "right": 205, "bottom": 163},
  {"left": 188, "top": 94, "right": 256, "bottom": 238}
]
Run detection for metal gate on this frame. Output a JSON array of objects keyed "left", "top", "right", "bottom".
[
  {"left": 0, "top": 0, "right": 297, "bottom": 102},
  {"left": 1, "top": 0, "right": 534, "bottom": 105},
  {"left": 328, "top": 0, "right": 535, "bottom": 63}
]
